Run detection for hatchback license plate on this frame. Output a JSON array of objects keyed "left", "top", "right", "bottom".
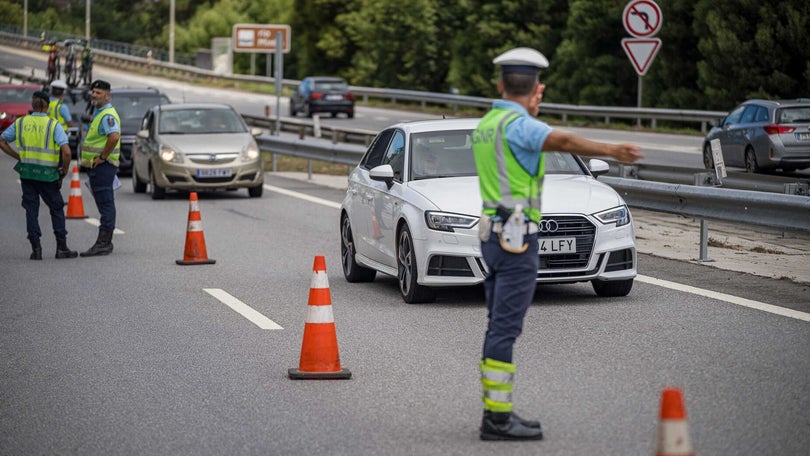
[
  {"left": 326, "top": 94, "right": 343, "bottom": 101},
  {"left": 796, "top": 132, "right": 810, "bottom": 141},
  {"left": 196, "top": 168, "right": 232, "bottom": 178},
  {"left": 539, "top": 237, "right": 576, "bottom": 255}
]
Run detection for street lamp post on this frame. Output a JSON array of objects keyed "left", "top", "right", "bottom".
[
  {"left": 169, "top": 0, "right": 175, "bottom": 64},
  {"left": 85, "top": 0, "right": 91, "bottom": 41}
]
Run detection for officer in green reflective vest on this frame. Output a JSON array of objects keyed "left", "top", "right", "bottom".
[
  {"left": 47, "top": 80, "right": 74, "bottom": 132},
  {"left": 472, "top": 48, "right": 644, "bottom": 441},
  {"left": 80, "top": 80, "right": 120, "bottom": 257},
  {"left": 0, "top": 91, "right": 77, "bottom": 260}
]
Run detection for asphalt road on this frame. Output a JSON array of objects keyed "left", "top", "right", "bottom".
[{"left": 0, "top": 156, "right": 808, "bottom": 454}]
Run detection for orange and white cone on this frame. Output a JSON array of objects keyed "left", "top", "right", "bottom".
[
  {"left": 176, "top": 192, "right": 216, "bottom": 265},
  {"left": 288, "top": 255, "right": 351, "bottom": 379},
  {"left": 65, "top": 164, "right": 88, "bottom": 219},
  {"left": 655, "top": 387, "right": 694, "bottom": 456}
]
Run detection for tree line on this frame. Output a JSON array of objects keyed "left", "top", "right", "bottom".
[{"left": 4, "top": 0, "right": 809, "bottom": 112}]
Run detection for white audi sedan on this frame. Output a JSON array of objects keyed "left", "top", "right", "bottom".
[{"left": 339, "top": 118, "right": 637, "bottom": 303}]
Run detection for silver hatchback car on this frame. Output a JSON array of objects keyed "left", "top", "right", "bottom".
[
  {"left": 703, "top": 99, "right": 810, "bottom": 173},
  {"left": 132, "top": 103, "right": 264, "bottom": 199}
]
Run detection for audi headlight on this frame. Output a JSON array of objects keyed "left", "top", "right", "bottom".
[
  {"left": 242, "top": 141, "right": 260, "bottom": 160},
  {"left": 159, "top": 144, "right": 182, "bottom": 163},
  {"left": 594, "top": 205, "right": 630, "bottom": 227},
  {"left": 425, "top": 211, "right": 478, "bottom": 232}
]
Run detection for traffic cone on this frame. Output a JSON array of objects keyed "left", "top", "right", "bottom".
[
  {"left": 175, "top": 192, "right": 216, "bottom": 265},
  {"left": 288, "top": 255, "right": 351, "bottom": 380},
  {"left": 655, "top": 387, "right": 693, "bottom": 456},
  {"left": 65, "top": 164, "right": 88, "bottom": 219}
]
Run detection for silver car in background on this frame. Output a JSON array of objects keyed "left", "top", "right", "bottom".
[
  {"left": 703, "top": 99, "right": 810, "bottom": 173},
  {"left": 339, "top": 118, "right": 637, "bottom": 304},
  {"left": 132, "top": 103, "right": 264, "bottom": 199}
]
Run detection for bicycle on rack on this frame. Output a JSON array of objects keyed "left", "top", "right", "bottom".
[{"left": 80, "top": 42, "right": 93, "bottom": 86}]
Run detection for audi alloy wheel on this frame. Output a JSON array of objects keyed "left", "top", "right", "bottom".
[{"left": 397, "top": 225, "right": 435, "bottom": 304}]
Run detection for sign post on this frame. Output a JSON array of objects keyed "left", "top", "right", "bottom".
[
  {"left": 622, "top": 0, "right": 662, "bottom": 126},
  {"left": 232, "top": 24, "right": 291, "bottom": 136}
]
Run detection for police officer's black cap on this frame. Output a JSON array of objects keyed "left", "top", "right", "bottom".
[
  {"left": 90, "top": 79, "right": 111, "bottom": 91},
  {"left": 32, "top": 91, "right": 51, "bottom": 104}
]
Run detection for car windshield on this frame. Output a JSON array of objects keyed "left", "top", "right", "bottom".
[
  {"left": 113, "top": 95, "right": 170, "bottom": 122},
  {"left": 0, "top": 87, "right": 37, "bottom": 103},
  {"left": 777, "top": 106, "right": 810, "bottom": 123},
  {"left": 314, "top": 80, "right": 348, "bottom": 91},
  {"left": 409, "top": 129, "right": 586, "bottom": 181},
  {"left": 159, "top": 108, "right": 247, "bottom": 134}
]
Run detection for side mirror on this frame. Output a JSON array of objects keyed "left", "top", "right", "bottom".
[
  {"left": 136, "top": 130, "right": 149, "bottom": 139},
  {"left": 369, "top": 164, "right": 395, "bottom": 189},
  {"left": 250, "top": 127, "right": 263, "bottom": 137},
  {"left": 588, "top": 159, "right": 610, "bottom": 177}
]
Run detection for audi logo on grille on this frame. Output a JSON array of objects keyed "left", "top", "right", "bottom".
[{"left": 538, "top": 219, "right": 559, "bottom": 233}]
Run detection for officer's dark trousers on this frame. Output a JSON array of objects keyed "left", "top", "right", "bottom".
[
  {"left": 21, "top": 178, "right": 67, "bottom": 241},
  {"left": 481, "top": 232, "right": 539, "bottom": 363},
  {"left": 87, "top": 162, "right": 116, "bottom": 231}
]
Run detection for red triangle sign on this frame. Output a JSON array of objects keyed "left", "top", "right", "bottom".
[{"left": 622, "top": 38, "right": 661, "bottom": 76}]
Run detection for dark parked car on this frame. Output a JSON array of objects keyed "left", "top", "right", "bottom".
[
  {"left": 79, "top": 87, "right": 171, "bottom": 174},
  {"left": 289, "top": 76, "right": 354, "bottom": 118},
  {"left": 703, "top": 99, "right": 810, "bottom": 173}
]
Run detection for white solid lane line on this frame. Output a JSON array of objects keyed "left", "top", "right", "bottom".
[
  {"left": 263, "top": 184, "right": 341, "bottom": 209},
  {"left": 265, "top": 183, "right": 809, "bottom": 323},
  {"left": 636, "top": 275, "right": 810, "bottom": 322},
  {"left": 204, "top": 288, "right": 284, "bottom": 330}
]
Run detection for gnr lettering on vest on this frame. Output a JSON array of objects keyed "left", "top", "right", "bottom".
[
  {"left": 22, "top": 123, "right": 47, "bottom": 134},
  {"left": 473, "top": 128, "right": 494, "bottom": 144}
]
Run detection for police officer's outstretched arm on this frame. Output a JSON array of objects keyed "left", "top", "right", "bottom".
[{"left": 543, "top": 130, "right": 644, "bottom": 164}]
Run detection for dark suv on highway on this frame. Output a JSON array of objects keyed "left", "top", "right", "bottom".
[{"left": 289, "top": 76, "right": 354, "bottom": 118}]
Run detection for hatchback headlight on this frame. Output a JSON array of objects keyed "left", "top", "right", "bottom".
[
  {"left": 242, "top": 141, "right": 260, "bottom": 160},
  {"left": 593, "top": 205, "right": 630, "bottom": 227},
  {"left": 160, "top": 144, "right": 182, "bottom": 163},
  {"left": 425, "top": 211, "right": 478, "bottom": 232}
]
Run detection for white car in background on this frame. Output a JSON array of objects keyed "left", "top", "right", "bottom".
[{"left": 339, "top": 118, "right": 637, "bottom": 304}]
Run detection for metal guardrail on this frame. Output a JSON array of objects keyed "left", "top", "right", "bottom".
[
  {"left": 3, "top": 59, "right": 807, "bottom": 197},
  {"left": 0, "top": 31, "right": 729, "bottom": 131},
  {"left": 255, "top": 135, "right": 810, "bottom": 232}
]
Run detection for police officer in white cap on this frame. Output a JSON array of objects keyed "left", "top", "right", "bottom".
[
  {"left": 47, "top": 80, "right": 74, "bottom": 132},
  {"left": 472, "top": 48, "right": 644, "bottom": 441}
]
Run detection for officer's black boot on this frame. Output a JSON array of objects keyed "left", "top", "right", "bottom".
[
  {"left": 480, "top": 411, "right": 543, "bottom": 441},
  {"left": 80, "top": 229, "right": 114, "bottom": 257},
  {"left": 30, "top": 239, "right": 42, "bottom": 260},
  {"left": 55, "top": 236, "right": 78, "bottom": 259}
]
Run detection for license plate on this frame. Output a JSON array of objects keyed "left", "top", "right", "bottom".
[
  {"left": 326, "top": 94, "right": 343, "bottom": 101},
  {"left": 196, "top": 168, "right": 232, "bottom": 178},
  {"left": 796, "top": 132, "right": 810, "bottom": 141},
  {"left": 539, "top": 237, "right": 577, "bottom": 255}
]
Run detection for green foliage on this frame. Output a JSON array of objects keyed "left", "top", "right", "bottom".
[{"left": 8, "top": 0, "right": 809, "bottom": 110}]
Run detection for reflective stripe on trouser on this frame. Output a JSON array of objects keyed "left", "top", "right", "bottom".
[{"left": 481, "top": 358, "right": 515, "bottom": 413}]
